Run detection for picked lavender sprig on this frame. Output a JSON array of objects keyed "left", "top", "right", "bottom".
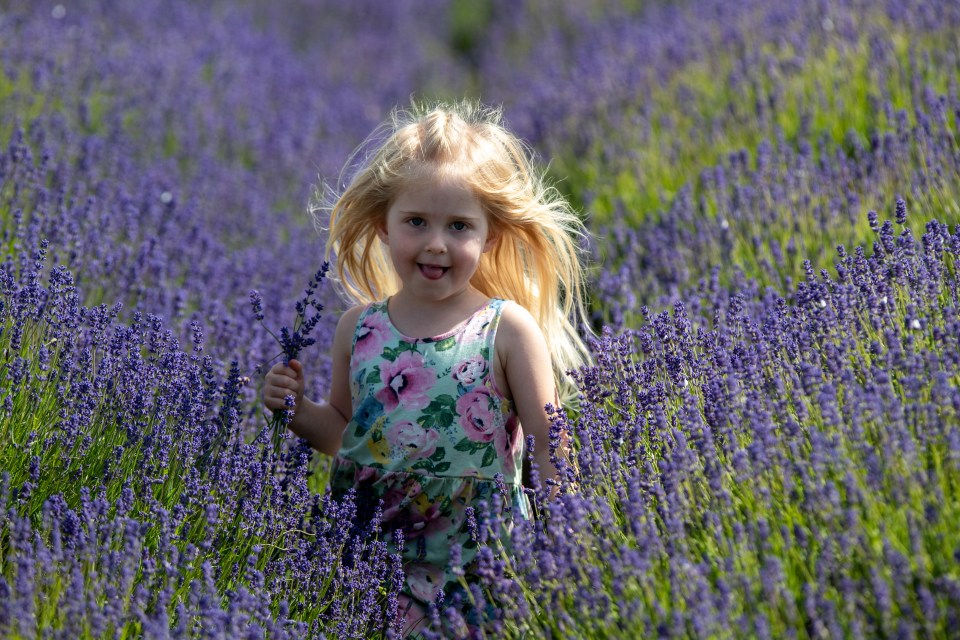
[{"left": 250, "top": 262, "right": 330, "bottom": 454}]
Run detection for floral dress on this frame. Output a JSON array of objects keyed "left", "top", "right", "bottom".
[{"left": 329, "top": 297, "right": 530, "bottom": 611}]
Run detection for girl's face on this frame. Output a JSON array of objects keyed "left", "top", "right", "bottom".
[{"left": 377, "top": 175, "right": 498, "bottom": 306}]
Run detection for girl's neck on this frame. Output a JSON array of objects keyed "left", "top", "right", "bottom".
[{"left": 387, "top": 287, "right": 490, "bottom": 339}]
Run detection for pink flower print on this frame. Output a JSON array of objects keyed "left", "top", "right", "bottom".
[
  {"left": 406, "top": 498, "right": 451, "bottom": 540},
  {"left": 461, "top": 307, "right": 494, "bottom": 344},
  {"left": 354, "top": 311, "right": 391, "bottom": 361},
  {"left": 354, "top": 464, "right": 380, "bottom": 485},
  {"left": 406, "top": 563, "right": 444, "bottom": 603},
  {"left": 457, "top": 387, "right": 497, "bottom": 442},
  {"left": 452, "top": 354, "right": 487, "bottom": 386},
  {"left": 397, "top": 594, "right": 428, "bottom": 634},
  {"left": 380, "top": 475, "right": 423, "bottom": 524},
  {"left": 386, "top": 421, "right": 440, "bottom": 461},
  {"left": 375, "top": 351, "right": 434, "bottom": 411}
]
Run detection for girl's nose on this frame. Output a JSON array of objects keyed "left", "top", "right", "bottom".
[{"left": 424, "top": 232, "right": 447, "bottom": 254}]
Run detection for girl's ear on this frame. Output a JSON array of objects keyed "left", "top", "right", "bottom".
[
  {"left": 483, "top": 229, "right": 501, "bottom": 253},
  {"left": 376, "top": 219, "right": 389, "bottom": 245}
]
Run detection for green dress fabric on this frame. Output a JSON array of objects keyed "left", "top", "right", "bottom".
[{"left": 329, "top": 297, "right": 530, "bottom": 606}]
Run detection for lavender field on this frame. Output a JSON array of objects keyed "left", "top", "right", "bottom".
[{"left": 1, "top": 0, "right": 959, "bottom": 637}]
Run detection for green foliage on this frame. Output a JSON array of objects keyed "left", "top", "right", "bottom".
[{"left": 552, "top": 12, "right": 959, "bottom": 308}]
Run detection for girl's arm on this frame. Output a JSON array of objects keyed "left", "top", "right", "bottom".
[
  {"left": 263, "top": 305, "right": 361, "bottom": 457},
  {"left": 497, "top": 303, "right": 568, "bottom": 496}
]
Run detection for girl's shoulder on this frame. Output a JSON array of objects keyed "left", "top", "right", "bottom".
[
  {"left": 494, "top": 301, "right": 547, "bottom": 353},
  {"left": 496, "top": 299, "right": 535, "bottom": 325},
  {"left": 338, "top": 303, "right": 368, "bottom": 328},
  {"left": 332, "top": 304, "right": 369, "bottom": 352}
]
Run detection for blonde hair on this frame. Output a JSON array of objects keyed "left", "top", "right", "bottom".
[{"left": 316, "top": 99, "right": 591, "bottom": 392}]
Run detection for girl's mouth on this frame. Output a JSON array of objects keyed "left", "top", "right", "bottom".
[{"left": 418, "top": 264, "right": 448, "bottom": 280}]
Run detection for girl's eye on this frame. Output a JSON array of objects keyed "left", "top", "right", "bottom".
[
  {"left": 408, "top": 217, "right": 425, "bottom": 227},
  {"left": 451, "top": 221, "right": 468, "bottom": 231}
]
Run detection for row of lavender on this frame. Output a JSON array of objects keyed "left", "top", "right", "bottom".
[
  {"left": 441, "top": 211, "right": 960, "bottom": 637},
  {"left": 477, "top": 0, "right": 960, "bottom": 321},
  {"left": 1, "top": 0, "right": 473, "bottom": 376},
  {"left": 1, "top": 0, "right": 959, "bottom": 637},
  {"left": 0, "top": 0, "right": 464, "bottom": 636}
]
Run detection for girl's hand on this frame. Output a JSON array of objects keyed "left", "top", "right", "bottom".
[{"left": 263, "top": 359, "right": 306, "bottom": 414}]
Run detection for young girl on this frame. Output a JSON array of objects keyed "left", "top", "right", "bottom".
[{"left": 263, "top": 101, "right": 590, "bottom": 634}]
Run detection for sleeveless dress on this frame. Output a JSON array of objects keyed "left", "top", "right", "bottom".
[{"left": 328, "top": 297, "right": 530, "bottom": 609}]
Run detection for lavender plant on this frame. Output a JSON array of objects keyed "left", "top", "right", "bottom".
[
  {"left": 0, "top": 243, "right": 402, "bottom": 636},
  {"left": 1, "top": 0, "right": 959, "bottom": 637},
  {"left": 426, "top": 207, "right": 960, "bottom": 638},
  {"left": 480, "top": 0, "right": 960, "bottom": 316},
  {"left": 248, "top": 263, "right": 330, "bottom": 456}
]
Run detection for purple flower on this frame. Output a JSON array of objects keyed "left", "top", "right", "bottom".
[{"left": 895, "top": 197, "right": 908, "bottom": 225}]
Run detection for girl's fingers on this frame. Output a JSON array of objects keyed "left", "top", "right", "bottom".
[
  {"left": 266, "top": 384, "right": 301, "bottom": 401},
  {"left": 263, "top": 362, "right": 304, "bottom": 411},
  {"left": 267, "top": 368, "right": 294, "bottom": 381},
  {"left": 268, "top": 362, "right": 302, "bottom": 381},
  {"left": 267, "top": 370, "right": 303, "bottom": 388},
  {"left": 265, "top": 374, "right": 292, "bottom": 390},
  {"left": 265, "top": 386, "right": 299, "bottom": 406}
]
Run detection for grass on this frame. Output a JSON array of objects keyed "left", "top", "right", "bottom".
[
  {"left": 549, "top": 11, "right": 959, "bottom": 314},
  {"left": 2, "top": 2, "right": 960, "bottom": 637}
]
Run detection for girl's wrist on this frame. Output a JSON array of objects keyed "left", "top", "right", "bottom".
[{"left": 288, "top": 396, "right": 313, "bottom": 432}]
